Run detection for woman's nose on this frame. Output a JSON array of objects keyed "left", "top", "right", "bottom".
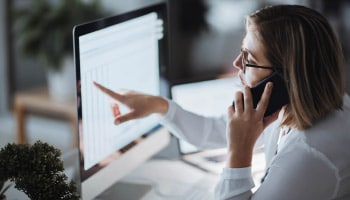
[{"left": 233, "top": 54, "right": 243, "bottom": 71}]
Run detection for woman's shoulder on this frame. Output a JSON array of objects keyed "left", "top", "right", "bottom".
[
  {"left": 279, "top": 96, "right": 350, "bottom": 169},
  {"left": 274, "top": 131, "right": 349, "bottom": 199},
  {"left": 288, "top": 100, "right": 350, "bottom": 177},
  {"left": 305, "top": 94, "right": 350, "bottom": 137}
]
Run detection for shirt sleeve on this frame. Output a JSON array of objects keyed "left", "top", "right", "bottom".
[
  {"left": 214, "top": 167, "right": 255, "bottom": 199},
  {"left": 159, "top": 99, "right": 227, "bottom": 149},
  {"left": 214, "top": 142, "right": 338, "bottom": 200}
]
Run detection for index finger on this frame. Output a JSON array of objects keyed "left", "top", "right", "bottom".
[
  {"left": 93, "top": 81, "right": 124, "bottom": 101},
  {"left": 257, "top": 82, "right": 273, "bottom": 117}
]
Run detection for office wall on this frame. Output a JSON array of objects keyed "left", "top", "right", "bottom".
[
  {"left": 101, "top": 0, "right": 164, "bottom": 13},
  {"left": 0, "top": 0, "right": 9, "bottom": 114},
  {"left": 0, "top": 0, "right": 350, "bottom": 112},
  {"left": 320, "top": 0, "right": 350, "bottom": 93},
  {"left": 341, "top": 3, "right": 350, "bottom": 93},
  {"left": 167, "top": 0, "right": 350, "bottom": 92},
  {"left": 11, "top": 1, "right": 47, "bottom": 91},
  {"left": 10, "top": 0, "right": 164, "bottom": 93}
]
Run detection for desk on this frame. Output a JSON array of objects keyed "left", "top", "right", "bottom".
[
  {"left": 96, "top": 159, "right": 219, "bottom": 200},
  {"left": 13, "top": 87, "right": 77, "bottom": 146},
  {"left": 4, "top": 159, "right": 219, "bottom": 200}
]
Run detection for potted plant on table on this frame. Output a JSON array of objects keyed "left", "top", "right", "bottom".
[
  {"left": 0, "top": 141, "right": 79, "bottom": 200},
  {"left": 14, "top": 0, "right": 109, "bottom": 102}
]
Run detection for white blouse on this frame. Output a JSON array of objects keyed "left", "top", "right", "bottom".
[{"left": 160, "top": 95, "right": 350, "bottom": 199}]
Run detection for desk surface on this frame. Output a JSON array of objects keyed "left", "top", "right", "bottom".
[
  {"left": 4, "top": 159, "right": 218, "bottom": 200},
  {"left": 4, "top": 153, "right": 265, "bottom": 199},
  {"left": 100, "top": 159, "right": 219, "bottom": 200}
]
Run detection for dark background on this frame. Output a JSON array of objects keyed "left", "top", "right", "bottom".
[{"left": 0, "top": 0, "right": 349, "bottom": 114}]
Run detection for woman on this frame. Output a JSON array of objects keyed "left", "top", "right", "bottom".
[{"left": 94, "top": 4, "right": 350, "bottom": 199}]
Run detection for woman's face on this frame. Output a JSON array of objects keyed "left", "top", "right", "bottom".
[{"left": 233, "top": 30, "right": 272, "bottom": 87}]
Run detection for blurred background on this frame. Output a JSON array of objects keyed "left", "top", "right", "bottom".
[{"left": 1, "top": 0, "right": 350, "bottom": 160}]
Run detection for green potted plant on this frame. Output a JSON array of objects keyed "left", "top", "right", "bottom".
[
  {"left": 15, "top": 0, "right": 109, "bottom": 101},
  {"left": 0, "top": 141, "right": 79, "bottom": 200}
]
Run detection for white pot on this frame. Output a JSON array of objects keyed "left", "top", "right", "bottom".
[{"left": 47, "top": 56, "right": 76, "bottom": 102}]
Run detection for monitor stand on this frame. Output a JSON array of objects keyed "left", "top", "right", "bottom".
[{"left": 95, "top": 181, "right": 152, "bottom": 200}]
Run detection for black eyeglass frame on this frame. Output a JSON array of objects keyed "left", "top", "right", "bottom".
[{"left": 241, "top": 48, "right": 282, "bottom": 74}]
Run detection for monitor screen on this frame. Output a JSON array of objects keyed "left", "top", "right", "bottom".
[{"left": 73, "top": 3, "right": 170, "bottom": 199}]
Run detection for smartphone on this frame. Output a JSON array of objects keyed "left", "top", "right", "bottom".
[{"left": 233, "top": 71, "right": 289, "bottom": 117}]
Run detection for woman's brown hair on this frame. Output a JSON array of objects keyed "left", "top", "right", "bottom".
[{"left": 247, "top": 5, "right": 345, "bottom": 130}]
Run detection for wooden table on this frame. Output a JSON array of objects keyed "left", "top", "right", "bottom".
[{"left": 13, "top": 87, "right": 77, "bottom": 147}]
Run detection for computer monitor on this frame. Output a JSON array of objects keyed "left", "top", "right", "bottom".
[{"left": 73, "top": 3, "right": 170, "bottom": 199}]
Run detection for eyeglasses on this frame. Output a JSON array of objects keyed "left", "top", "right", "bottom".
[{"left": 241, "top": 48, "right": 278, "bottom": 74}]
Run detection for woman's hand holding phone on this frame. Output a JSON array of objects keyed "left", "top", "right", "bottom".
[{"left": 226, "top": 83, "right": 279, "bottom": 168}]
